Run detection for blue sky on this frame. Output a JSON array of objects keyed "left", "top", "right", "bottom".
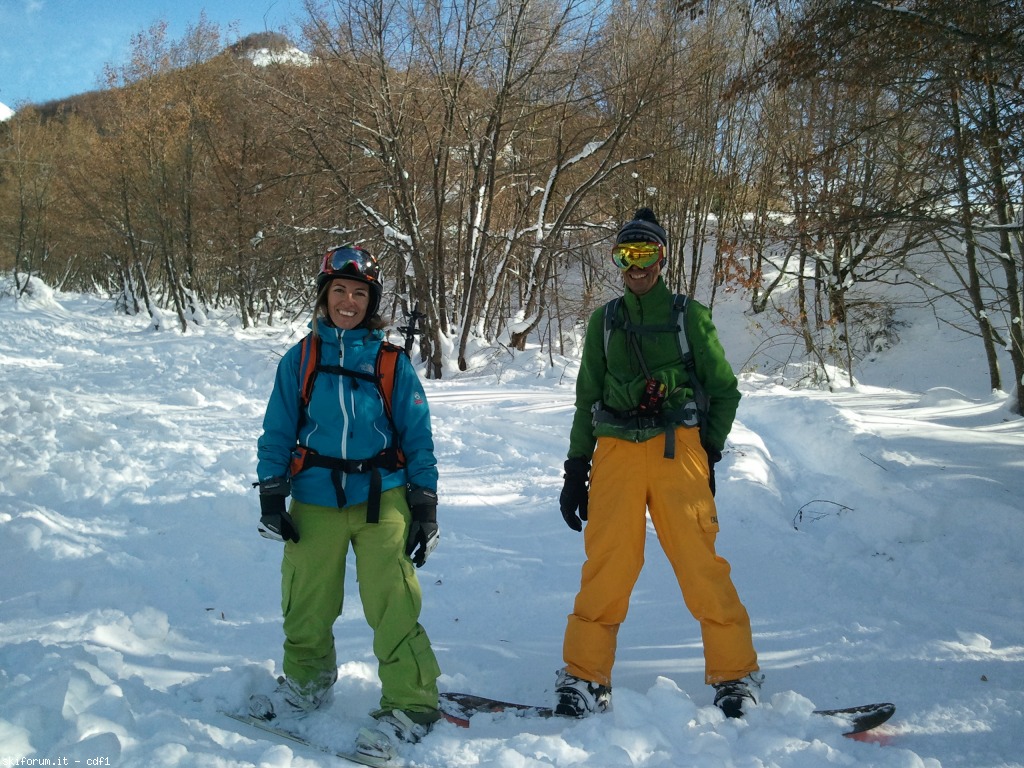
[{"left": 0, "top": 0, "right": 307, "bottom": 109}]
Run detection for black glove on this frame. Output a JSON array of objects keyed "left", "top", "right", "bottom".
[
  {"left": 257, "top": 476, "right": 299, "bottom": 543},
  {"left": 705, "top": 447, "right": 723, "bottom": 497},
  {"left": 559, "top": 457, "right": 590, "bottom": 532},
  {"left": 406, "top": 486, "right": 439, "bottom": 567}
]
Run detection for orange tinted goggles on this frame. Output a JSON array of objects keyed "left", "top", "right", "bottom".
[{"left": 612, "top": 242, "right": 663, "bottom": 270}]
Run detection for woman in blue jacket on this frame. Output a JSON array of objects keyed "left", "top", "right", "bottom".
[{"left": 251, "top": 245, "right": 441, "bottom": 760}]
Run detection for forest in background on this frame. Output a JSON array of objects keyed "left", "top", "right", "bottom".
[{"left": 1, "top": 0, "right": 1021, "bottom": 412}]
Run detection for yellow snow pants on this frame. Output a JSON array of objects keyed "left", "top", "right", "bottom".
[{"left": 563, "top": 426, "right": 758, "bottom": 687}]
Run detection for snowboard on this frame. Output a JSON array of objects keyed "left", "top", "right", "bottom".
[
  {"left": 220, "top": 710, "right": 397, "bottom": 767},
  {"left": 439, "top": 691, "right": 895, "bottom": 736}
]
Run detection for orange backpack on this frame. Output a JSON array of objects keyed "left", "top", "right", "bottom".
[{"left": 288, "top": 333, "right": 406, "bottom": 522}]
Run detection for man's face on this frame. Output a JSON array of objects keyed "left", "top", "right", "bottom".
[
  {"left": 623, "top": 260, "right": 661, "bottom": 296},
  {"left": 612, "top": 241, "right": 663, "bottom": 296}
]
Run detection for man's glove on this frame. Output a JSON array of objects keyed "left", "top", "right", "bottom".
[
  {"left": 257, "top": 476, "right": 299, "bottom": 543},
  {"left": 406, "top": 486, "right": 439, "bottom": 567},
  {"left": 705, "top": 447, "right": 723, "bottom": 497},
  {"left": 559, "top": 457, "right": 590, "bottom": 532}
]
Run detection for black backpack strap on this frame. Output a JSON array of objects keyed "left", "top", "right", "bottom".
[
  {"left": 290, "top": 446, "right": 403, "bottom": 522},
  {"left": 672, "top": 295, "right": 709, "bottom": 442}
]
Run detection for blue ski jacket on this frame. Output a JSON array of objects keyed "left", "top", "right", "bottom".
[{"left": 257, "top": 323, "right": 438, "bottom": 508}]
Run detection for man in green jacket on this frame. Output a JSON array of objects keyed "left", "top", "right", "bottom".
[{"left": 556, "top": 208, "right": 761, "bottom": 719}]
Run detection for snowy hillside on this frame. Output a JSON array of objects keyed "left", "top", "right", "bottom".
[
  {"left": 0, "top": 101, "right": 14, "bottom": 121},
  {"left": 243, "top": 46, "right": 313, "bottom": 68},
  {"left": 1, "top": 276, "right": 1021, "bottom": 767}
]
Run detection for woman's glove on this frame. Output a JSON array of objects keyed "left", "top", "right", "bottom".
[
  {"left": 257, "top": 476, "right": 299, "bottom": 542},
  {"left": 559, "top": 457, "right": 590, "bottom": 532},
  {"left": 406, "top": 486, "right": 439, "bottom": 567}
]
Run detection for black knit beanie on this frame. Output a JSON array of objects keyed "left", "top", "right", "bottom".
[{"left": 615, "top": 208, "right": 668, "bottom": 248}]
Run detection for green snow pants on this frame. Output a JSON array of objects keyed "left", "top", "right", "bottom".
[{"left": 280, "top": 487, "right": 441, "bottom": 717}]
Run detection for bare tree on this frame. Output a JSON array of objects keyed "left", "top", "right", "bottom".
[
  {"left": 728, "top": 0, "right": 1023, "bottom": 395},
  {"left": 0, "top": 114, "right": 63, "bottom": 296}
]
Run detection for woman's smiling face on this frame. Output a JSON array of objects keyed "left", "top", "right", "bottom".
[{"left": 326, "top": 277, "right": 370, "bottom": 329}]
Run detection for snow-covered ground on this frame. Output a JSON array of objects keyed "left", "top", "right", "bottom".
[{"left": 1, "top": 277, "right": 1021, "bottom": 767}]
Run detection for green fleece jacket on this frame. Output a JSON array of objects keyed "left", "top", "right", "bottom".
[{"left": 567, "top": 277, "right": 740, "bottom": 459}]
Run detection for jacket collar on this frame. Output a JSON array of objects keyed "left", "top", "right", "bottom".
[
  {"left": 622, "top": 276, "right": 671, "bottom": 316},
  {"left": 312, "top": 319, "right": 381, "bottom": 349}
]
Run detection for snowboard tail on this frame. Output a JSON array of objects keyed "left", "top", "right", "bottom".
[
  {"left": 813, "top": 701, "right": 896, "bottom": 735},
  {"left": 439, "top": 691, "right": 894, "bottom": 736},
  {"left": 439, "top": 691, "right": 555, "bottom": 726}
]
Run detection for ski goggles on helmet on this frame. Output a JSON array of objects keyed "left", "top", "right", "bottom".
[
  {"left": 319, "top": 246, "right": 380, "bottom": 283},
  {"left": 611, "top": 241, "right": 663, "bottom": 270}
]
